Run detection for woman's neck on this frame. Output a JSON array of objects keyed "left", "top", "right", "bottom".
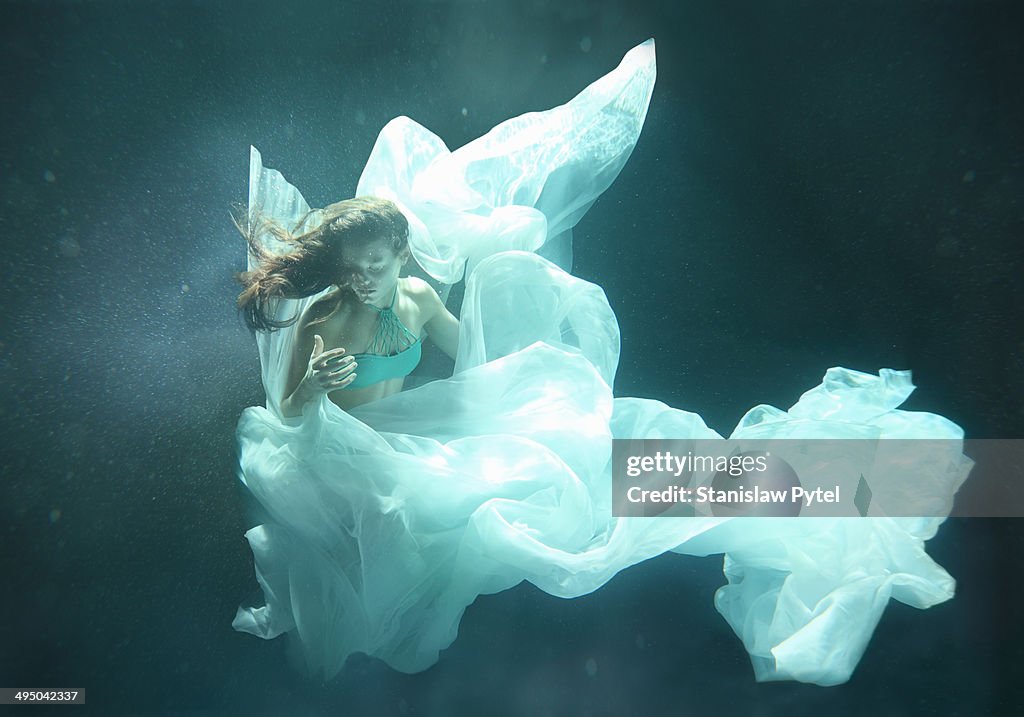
[{"left": 366, "top": 282, "right": 399, "bottom": 312}]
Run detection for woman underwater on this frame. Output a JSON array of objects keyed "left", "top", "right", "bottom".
[
  {"left": 236, "top": 197, "right": 460, "bottom": 416},
  {"left": 231, "top": 39, "right": 972, "bottom": 686}
]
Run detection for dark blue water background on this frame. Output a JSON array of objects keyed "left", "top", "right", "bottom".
[{"left": 1, "top": 1, "right": 1021, "bottom": 715}]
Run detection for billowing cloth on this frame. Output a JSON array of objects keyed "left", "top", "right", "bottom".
[{"left": 232, "top": 39, "right": 972, "bottom": 686}]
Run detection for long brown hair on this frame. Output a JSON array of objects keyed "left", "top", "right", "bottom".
[{"left": 233, "top": 196, "right": 409, "bottom": 331}]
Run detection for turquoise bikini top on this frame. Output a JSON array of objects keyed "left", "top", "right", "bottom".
[{"left": 343, "top": 285, "right": 423, "bottom": 390}]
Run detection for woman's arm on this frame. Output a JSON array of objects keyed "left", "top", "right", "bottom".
[
  {"left": 417, "top": 282, "right": 460, "bottom": 360},
  {"left": 280, "top": 323, "right": 357, "bottom": 417},
  {"left": 280, "top": 325, "right": 319, "bottom": 417}
]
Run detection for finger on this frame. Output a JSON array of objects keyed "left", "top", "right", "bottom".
[
  {"left": 313, "top": 352, "right": 352, "bottom": 372},
  {"left": 320, "top": 347, "right": 349, "bottom": 361},
  {"left": 318, "top": 359, "right": 356, "bottom": 381},
  {"left": 311, "top": 346, "right": 347, "bottom": 370},
  {"left": 310, "top": 334, "right": 324, "bottom": 360},
  {"left": 326, "top": 373, "right": 357, "bottom": 389},
  {"left": 325, "top": 361, "right": 357, "bottom": 378}
]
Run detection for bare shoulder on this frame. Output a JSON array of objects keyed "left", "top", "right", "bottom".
[
  {"left": 403, "top": 276, "right": 443, "bottom": 312},
  {"left": 299, "top": 289, "right": 345, "bottom": 320},
  {"left": 402, "top": 275, "right": 434, "bottom": 296},
  {"left": 294, "top": 290, "right": 353, "bottom": 341}
]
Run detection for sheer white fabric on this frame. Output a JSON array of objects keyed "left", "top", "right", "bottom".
[{"left": 232, "top": 39, "right": 971, "bottom": 686}]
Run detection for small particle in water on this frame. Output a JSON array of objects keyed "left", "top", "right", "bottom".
[
  {"left": 354, "top": 110, "right": 366, "bottom": 125},
  {"left": 584, "top": 657, "right": 598, "bottom": 677},
  {"left": 49, "top": 508, "right": 62, "bottom": 524},
  {"left": 461, "top": 107, "right": 468, "bottom": 117},
  {"left": 181, "top": 283, "right": 190, "bottom": 293},
  {"left": 57, "top": 236, "right": 81, "bottom": 258},
  {"left": 962, "top": 169, "right": 976, "bottom": 183},
  {"left": 635, "top": 633, "right": 646, "bottom": 649},
  {"left": 44, "top": 169, "right": 56, "bottom": 183},
  {"left": 580, "top": 37, "right": 593, "bottom": 53},
  {"left": 540, "top": 53, "right": 547, "bottom": 64},
  {"left": 935, "top": 235, "right": 961, "bottom": 258}
]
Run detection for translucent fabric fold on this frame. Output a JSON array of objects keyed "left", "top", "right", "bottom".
[{"left": 233, "top": 39, "right": 972, "bottom": 686}]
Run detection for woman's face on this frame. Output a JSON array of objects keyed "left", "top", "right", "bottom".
[{"left": 340, "top": 239, "right": 409, "bottom": 305}]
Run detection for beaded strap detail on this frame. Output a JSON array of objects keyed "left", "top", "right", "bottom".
[{"left": 365, "top": 284, "right": 419, "bottom": 356}]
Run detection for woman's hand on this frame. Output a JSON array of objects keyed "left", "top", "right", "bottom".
[
  {"left": 302, "top": 334, "right": 358, "bottom": 393},
  {"left": 281, "top": 334, "right": 357, "bottom": 417}
]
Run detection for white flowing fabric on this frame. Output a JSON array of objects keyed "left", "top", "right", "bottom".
[{"left": 232, "top": 39, "right": 972, "bottom": 686}]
